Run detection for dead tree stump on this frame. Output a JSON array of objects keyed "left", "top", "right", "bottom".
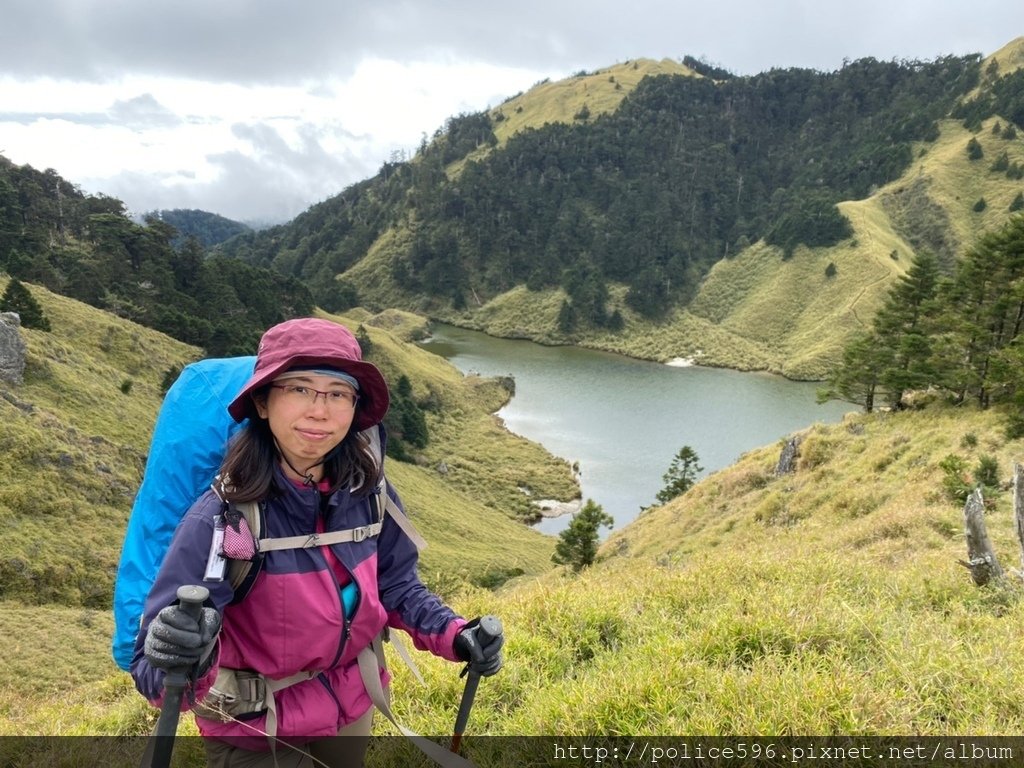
[
  {"left": 1014, "top": 464, "right": 1024, "bottom": 574},
  {"left": 960, "top": 487, "right": 1003, "bottom": 586},
  {"left": 775, "top": 436, "right": 802, "bottom": 477}
]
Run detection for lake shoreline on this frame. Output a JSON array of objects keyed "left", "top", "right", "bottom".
[
  {"left": 421, "top": 323, "right": 852, "bottom": 536},
  {"left": 423, "top": 318, "right": 833, "bottom": 383}
]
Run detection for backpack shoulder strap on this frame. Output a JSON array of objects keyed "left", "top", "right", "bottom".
[
  {"left": 364, "top": 425, "right": 427, "bottom": 551},
  {"left": 227, "top": 500, "right": 262, "bottom": 598},
  {"left": 378, "top": 477, "right": 427, "bottom": 551}
]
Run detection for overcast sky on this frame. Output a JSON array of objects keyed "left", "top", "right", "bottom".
[{"left": 1, "top": 1, "right": 1020, "bottom": 224}]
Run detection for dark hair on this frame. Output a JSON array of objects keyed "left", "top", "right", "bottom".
[{"left": 219, "top": 393, "right": 382, "bottom": 503}]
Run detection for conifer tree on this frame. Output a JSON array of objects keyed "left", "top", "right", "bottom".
[
  {"left": 932, "top": 216, "right": 1024, "bottom": 408},
  {"left": 383, "top": 374, "right": 429, "bottom": 459},
  {"left": 0, "top": 278, "right": 51, "bottom": 331},
  {"left": 656, "top": 446, "right": 704, "bottom": 503},
  {"left": 873, "top": 252, "right": 941, "bottom": 406},
  {"left": 552, "top": 500, "right": 614, "bottom": 573},
  {"left": 825, "top": 252, "right": 942, "bottom": 412},
  {"left": 822, "top": 333, "right": 889, "bottom": 412}
]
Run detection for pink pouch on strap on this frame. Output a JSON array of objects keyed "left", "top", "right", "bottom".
[{"left": 222, "top": 512, "right": 257, "bottom": 560}]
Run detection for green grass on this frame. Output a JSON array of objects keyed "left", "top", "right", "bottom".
[{"left": 9, "top": 394, "right": 1024, "bottom": 745}]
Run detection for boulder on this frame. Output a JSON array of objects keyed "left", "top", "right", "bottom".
[{"left": 0, "top": 312, "right": 27, "bottom": 385}]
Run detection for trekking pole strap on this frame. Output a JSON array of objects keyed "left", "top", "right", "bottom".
[{"left": 357, "top": 643, "right": 476, "bottom": 768}]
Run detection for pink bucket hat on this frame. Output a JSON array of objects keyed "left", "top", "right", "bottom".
[{"left": 227, "top": 318, "right": 389, "bottom": 431}]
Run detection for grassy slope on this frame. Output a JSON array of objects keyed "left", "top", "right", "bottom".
[
  {"left": 17, "top": 401, "right": 1024, "bottom": 743},
  {"left": 489, "top": 59, "right": 698, "bottom": 146},
  {"left": 0, "top": 280, "right": 575, "bottom": 736},
  {"left": 383, "top": 402, "right": 1024, "bottom": 738},
  {"left": 687, "top": 112, "right": 1024, "bottom": 379}
]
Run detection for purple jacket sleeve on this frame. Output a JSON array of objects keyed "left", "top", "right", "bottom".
[
  {"left": 130, "top": 492, "right": 236, "bottom": 705},
  {"left": 375, "top": 484, "right": 466, "bottom": 660}
]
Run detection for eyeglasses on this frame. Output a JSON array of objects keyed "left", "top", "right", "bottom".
[{"left": 269, "top": 384, "right": 359, "bottom": 411}]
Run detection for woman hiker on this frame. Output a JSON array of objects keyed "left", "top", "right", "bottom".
[{"left": 130, "top": 317, "right": 503, "bottom": 767}]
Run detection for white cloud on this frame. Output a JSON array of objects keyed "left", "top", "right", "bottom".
[{"left": 1, "top": 1, "right": 1021, "bottom": 223}]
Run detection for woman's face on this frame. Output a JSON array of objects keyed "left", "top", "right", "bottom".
[{"left": 254, "top": 372, "right": 358, "bottom": 481}]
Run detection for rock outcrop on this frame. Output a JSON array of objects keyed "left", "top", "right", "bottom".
[{"left": 0, "top": 312, "right": 27, "bottom": 385}]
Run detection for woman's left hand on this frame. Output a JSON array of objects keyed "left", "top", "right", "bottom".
[{"left": 453, "top": 617, "right": 504, "bottom": 676}]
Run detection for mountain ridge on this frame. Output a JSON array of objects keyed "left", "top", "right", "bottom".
[{"left": 211, "top": 39, "right": 1024, "bottom": 380}]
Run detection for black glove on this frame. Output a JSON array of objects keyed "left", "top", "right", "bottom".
[
  {"left": 144, "top": 602, "right": 221, "bottom": 673},
  {"left": 453, "top": 616, "right": 504, "bottom": 677}
]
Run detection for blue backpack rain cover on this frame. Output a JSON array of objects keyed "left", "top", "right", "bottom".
[{"left": 112, "top": 356, "right": 255, "bottom": 671}]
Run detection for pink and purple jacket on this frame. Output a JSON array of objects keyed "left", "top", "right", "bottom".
[{"left": 130, "top": 466, "right": 467, "bottom": 744}]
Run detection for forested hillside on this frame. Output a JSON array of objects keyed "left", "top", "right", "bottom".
[
  {"left": 222, "top": 54, "right": 979, "bottom": 312},
  {"left": 0, "top": 157, "right": 310, "bottom": 356},
  {"left": 212, "top": 43, "right": 1024, "bottom": 379},
  {"left": 143, "top": 208, "right": 252, "bottom": 249}
]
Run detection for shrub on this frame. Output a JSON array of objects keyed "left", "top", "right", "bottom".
[
  {"left": 939, "top": 454, "right": 972, "bottom": 504},
  {"left": 975, "top": 454, "right": 1000, "bottom": 489},
  {"left": 0, "top": 279, "right": 51, "bottom": 331}
]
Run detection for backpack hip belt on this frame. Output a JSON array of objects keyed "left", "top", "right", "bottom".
[
  {"left": 192, "top": 666, "right": 316, "bottom": 733},
  {"left": 194, "top": 637, "right": 470, "bottom": 768}
]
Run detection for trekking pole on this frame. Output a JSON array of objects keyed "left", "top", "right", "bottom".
[
  {"left": 450, "top": 615, "right": 502, "bottom": 755},
  {"left": 143, "top": 584, "right": 210, "bottom": 768}
]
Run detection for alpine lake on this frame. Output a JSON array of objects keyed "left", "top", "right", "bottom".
[{"left": 419, "top": 323, "right": 853, "bottom": 536}]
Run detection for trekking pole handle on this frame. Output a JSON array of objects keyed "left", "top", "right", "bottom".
[
  {"left": 176, "top": 584, "right": 209, "bottom": 621},
  {"left": 451, "top": 615, "right": 502, "bottom": 754},
  {"left": 163, "top": 585, "right": 209, "bottom": 689},
  {"left": 147, "top": 585, "right": 211, "bottom": 768},
  {"left": 476, "top": 615, "right": 502, "bottom": 647}
]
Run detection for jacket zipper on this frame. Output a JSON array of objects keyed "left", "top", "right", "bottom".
[{"left": 315, "top": 486, "right": 367, "bottom": 673}]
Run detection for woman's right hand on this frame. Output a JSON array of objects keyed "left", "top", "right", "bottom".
[{"left": 144, "top": 602, "right": 221, "bottom": 672}]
